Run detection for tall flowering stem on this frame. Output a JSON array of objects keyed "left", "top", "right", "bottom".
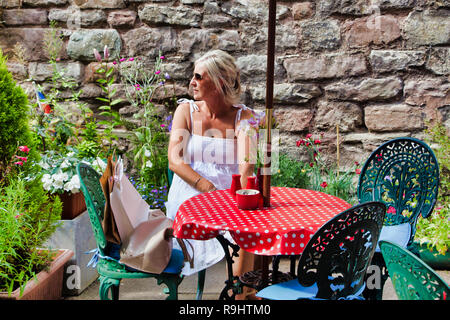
[
  {"left": 94, "top": 47, "right": 123, "bottom": 154},
  {"left": 117, "top": 52, "right": 173, "bottom": 187}
]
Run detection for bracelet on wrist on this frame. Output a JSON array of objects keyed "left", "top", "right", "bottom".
[{"left": 193, "top": 177, "right": 202, "bottom": 189}]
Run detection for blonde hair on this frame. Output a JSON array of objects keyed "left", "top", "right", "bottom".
[{"left": 195, "top": 50, "right": 241, "bottom": 105}]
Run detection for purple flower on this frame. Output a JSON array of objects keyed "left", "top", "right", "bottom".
[
  {"left": 93, "top": 49, "right": 102, "bottom": 62},
  {"left": 120, "top": 58, "right": 126, "bottom": 62},
  {"left": 129, "top": 57, "right": 134, "bottom": 62},
  {"left": 103, "top": 45, "right": 109, "bottom": 60},
  {"left": 164, "top": 72, "right": 170, "bottom": 80},
  {"left": 155, "top": 70, "right": 161, "bottom": 75}
]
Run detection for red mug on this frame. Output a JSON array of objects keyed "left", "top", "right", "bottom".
[{"left": 236, "top": 189, "right": 260, "bottom": 210}]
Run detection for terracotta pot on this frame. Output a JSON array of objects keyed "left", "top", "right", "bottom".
[
  {"left": 59, "top": 191, "right": 86, "bottom": 220},
  {"left": 0, "top": 249, "right": 74, "bottom": 300}
]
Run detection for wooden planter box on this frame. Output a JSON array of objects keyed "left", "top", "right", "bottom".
[
  {"left": 59, "top": 191, "right": 86, "bottom": 220},
  {"left": 0, "top": 249, "right": 74, "bottom": 300}
]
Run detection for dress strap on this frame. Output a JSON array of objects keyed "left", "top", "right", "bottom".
[
  {"left": 233, "top": 104, "right": 249, "bottom": 129},
  {"left": 177, "top": 98, "right": 199, "bottom": 134}
]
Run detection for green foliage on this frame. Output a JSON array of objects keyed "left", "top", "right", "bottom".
[
  {"left": 416, "top": 121, "right": 450, "bottom": 255},
  {"left": 295, "top": 133, "right": 360, "bottom": 204},
  {"left": 271, "top": 153, "right": 309, "bottom": 189},
  {"left": 118, "top": 53, "right": 174, "bottom": 188},
  {"left": 94, "top": 54, "right": 124, "bottom": 154},
  {"left": 0, "top": 49, "right": 38, "bottom": 180},
  {"left": 0, "top": 177, "right": 62, "bottom": 296}
]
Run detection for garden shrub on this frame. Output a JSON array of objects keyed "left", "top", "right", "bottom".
[{"left": 0, "top": 48, "right": 37, "bottom": 180}]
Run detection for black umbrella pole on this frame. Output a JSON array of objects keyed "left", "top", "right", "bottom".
[{"left": 262, "top": 0, "right": 276, "bottom": 208}]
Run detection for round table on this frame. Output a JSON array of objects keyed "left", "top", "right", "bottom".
[
  {"left": 174, "top": 187, "right": 351, "bottom": 298},
  {"left": 173, "top": 187, "right": 352, "bottom": 256}
]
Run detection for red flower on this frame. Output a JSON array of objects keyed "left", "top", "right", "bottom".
[
  {"left": 305, "top": 133, "right": 312, "bottom": 139},
  {"left": 355, "top": 168, "right": 361, "bottom": 174},
  {"left": 14, "top": 161, "right": 23, "bottom": 166},
  {"left": 296, "top": 139, "right": 305, "bottom": 147},
  {"left": 309, "top": 162, "right": 314, "bottom": 167},
  {"left": 387, "top": 207, "right": 396, "bottom": 214},
  {"left": 314, "top": 139, "right": 321, "bottom": 145},
  {"left": 18, "top": 146, "right": 30, "bottom": 153},
  {"left": 320, "top": 181, "right": 328, "bottom": 188},
  {"left": 15, "top": 156, "right": 27, "bottom": 162},
  {"left": 354, "top": 161, "right": 360, "bottom": 166}
]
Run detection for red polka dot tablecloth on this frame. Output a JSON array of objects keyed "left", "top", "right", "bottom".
[{"left": 173, "top": 187, "right": 351, "bottom": 256}]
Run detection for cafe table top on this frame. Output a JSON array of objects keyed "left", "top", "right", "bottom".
[{"left": 173, "top": 187, "right": 352, "bottom": 256}]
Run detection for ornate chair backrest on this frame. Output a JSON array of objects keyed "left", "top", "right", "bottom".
[
  {"left": 357, "top": 137, "right": 439, "bottom": 242},
  {"left": 380, "top": 240, "right": 450, "bottom": 300},
  {"left": 297, "top": 201, "right": 386, "bottom": 299},
  {"left": 77, "top": 163, "right": 108, "bottom": 256}
]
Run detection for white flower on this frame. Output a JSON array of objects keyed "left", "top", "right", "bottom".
[
  {"left": 145, "top": 160, "right": 153, "bottom": 168},
  {"left": 64, "top": 175, "right": 80, "bottom": 194},
  {"left": 67, "top": 152, "right": 75, "bottom": 157},
  {"left": 144, "top": 149, "right": 151, "bottom": 157},
  {"left": 92, "top": 157, "right": 106, "bottom": 172},
  {"left": 60, "top": 159, "right": 71, "bottom": 169},
  {"left": 39, "top": 161, "right": 50, "bottom": 170},
  {"left": 41, "top": 174, "right": 53, "bottom": 191}
]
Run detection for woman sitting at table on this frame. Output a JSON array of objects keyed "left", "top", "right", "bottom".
[{"left": 165, "top": 49, "right": 259, "bottom": 299}]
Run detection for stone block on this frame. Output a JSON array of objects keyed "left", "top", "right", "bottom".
[
  {"left": 44, "top": 210, "right": 99, "bottom": 296},
  {"left": 274, "top": 107, "right": 313, "bottom": 132},
  {"left": 28, "top": 61, "right": 84, "bottom": 83},
  {"left": 23, "top": 0, "right": 68, "bottom": 6},
  {"left": 299, "top": 19, "right": 341, "bottom": 51},
  {"left": 284, "top": 53, "right": 367, "bottom": 81},
  {"left": 403, "top": 10, "right": 450, "bottom": 46},
  {"left": 425, "top": 47, "right": 450, "bottom": 75},
  {"left": 365, "top": 104, "right": 424, "bottom": 132},
  {"left": 324, "top": 77, "right": 403, "bottom": 102},
  {"left": 292, "top": 2, "right": 314, "bottom": 20},
  {"left": 248, "top": 83, "right": 321, "bottom": 105},
  {"left": 139, "top": 4, "right": 202, "bottom": 27},
  {"left": 369, "top": 50, "right": 426, "bottom": 73},
  {"left": 71, "top": 0, "right": 125, "bottom": 9},
  {"left": 2, "top": 9, "right": 47, "bottom": 25},
  {"left": 48, "top": 8, "right": 106, "bottom": 27},
  {"left": 123, "top": 26, "right": 177, "bottom": 58},
  {"left": 107, "top": 10, "right": 137, "bottom": 28},
  {"left": 315, "top": 100, "right": 363, "bottom": 132},
  {"left": 343, "top": 15, "right": 401, "bottom": 48},
  {"left": 67, "top": 29, "right": 121, "bottom": 62},
  {"left": 0, "top": 28, "right": 48, "bottom": 61}
]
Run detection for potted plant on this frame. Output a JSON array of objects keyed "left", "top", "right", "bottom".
[
  {"left": 33, "top": 148, "right": 106, "bottom": 220},
  {"left": 0, "top": 175, "right": 74, "bottom": 300}
]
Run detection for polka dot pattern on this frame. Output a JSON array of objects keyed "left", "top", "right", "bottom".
[{"left": 173, "top": 187, "right": 351, "bottom": 256}]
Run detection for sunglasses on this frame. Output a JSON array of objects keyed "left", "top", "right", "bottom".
[{"left": 193, "top": 73, "right": 203, "bottom": 80}]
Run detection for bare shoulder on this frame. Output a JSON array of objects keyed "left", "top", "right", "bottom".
[{"left": 238, "top": 106, "right": 254, "bottom": 121}]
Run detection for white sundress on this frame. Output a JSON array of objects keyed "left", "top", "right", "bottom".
[{"left": 165, "top": 98, "right": 251, "bottom": 276}]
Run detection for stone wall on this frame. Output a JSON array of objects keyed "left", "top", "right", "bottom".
[{"left": 1, "top": 0, "right": 449, "bottom": 168}]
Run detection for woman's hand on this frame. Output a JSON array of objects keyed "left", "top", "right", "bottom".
[{"left": 196, "top": 177, "right": 217, "bottom": 193}]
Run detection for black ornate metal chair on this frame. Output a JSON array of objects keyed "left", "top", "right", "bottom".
[
  {"left": 357, "top": 137, "right": 440, "bottom": 299},
  {"left": 256, "top": 201, "right": 386, "bottom": 300},
  {"left": 78, "top": 163, "right": 203, "bottom": 300},
  {"left": 380, "top": 240, "right": 449, "bottom": 300}
]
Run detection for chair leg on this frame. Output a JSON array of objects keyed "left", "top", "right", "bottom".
[
  {"left": 99, "top": 276, "right": 121, "bottom": 300},
  {"left": 196, "top": 269, "right": 206, "bottom": 300},
  {"left": 158, "top": 275, "right": 182, "bottom": 300}
]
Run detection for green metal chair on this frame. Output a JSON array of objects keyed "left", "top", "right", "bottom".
[
  {"left": 256, "top": 201, "right": 387, "bottom": 300},
  {"left": 357, "top": 137, "right": 440, "bottom": 299},
  {"left": 379, "top": 240, "right": 449, "bottom": 300},
  {"left": 78, "top": 163, "right": 202, "bottom": 300}
]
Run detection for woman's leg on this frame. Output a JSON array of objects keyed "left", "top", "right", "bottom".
[{"left": 233, "top": 249, "right": 262, "bottom": 300}]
